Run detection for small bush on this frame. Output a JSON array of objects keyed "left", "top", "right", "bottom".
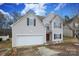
[
  {"left": 7, "top": 38, "right": 10, "bottom": 41},
  {"left": 0, "top": 38, "right": 2, "bottom": 41}
]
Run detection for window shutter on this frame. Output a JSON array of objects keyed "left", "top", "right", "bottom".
[
  {"left": 34, "top": 19, "right": 36, "bottom": 26},
  {"left": 60, "top": 34, "right": 61, "bottom": 39},
  {"left": 54, "top": 34, "right": 55, "bottom": 39},
  {"left": 27, "top": 18, "right": 29, "bottom": 26}
]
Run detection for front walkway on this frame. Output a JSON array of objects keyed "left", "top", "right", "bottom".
[{"left": 38, "top": 47, "right": 61, "bottom": 56}]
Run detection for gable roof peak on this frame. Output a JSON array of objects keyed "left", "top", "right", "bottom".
[{"left": 27, "top": 9, "right": 35, "bottom": 14}]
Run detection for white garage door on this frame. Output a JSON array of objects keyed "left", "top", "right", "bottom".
[{"left": 16, "top": 35, "right": 44, "bottom": 46}]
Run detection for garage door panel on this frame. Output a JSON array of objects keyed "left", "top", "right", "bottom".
[{"left": 16, "top": 35, "right": 44, "bottom": 46}]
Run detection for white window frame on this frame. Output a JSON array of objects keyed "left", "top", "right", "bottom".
[
  {"left": 29, "top": 18, "right": 34, "bottom": 26},
  {"left": 54, "top": 33, "right": 61, "bottom": 39},
  {"left": 27, "top": 18, "right": 36, "bottom": 26}
]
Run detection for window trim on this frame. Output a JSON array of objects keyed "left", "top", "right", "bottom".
[
  {"left": 27, "top": 18, "right": 36, "bottom": 26},
  {"left": 54, "top": 33, "right": 61, "bottom": 39}
]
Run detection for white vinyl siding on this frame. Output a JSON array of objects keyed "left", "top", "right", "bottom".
[
  {"left": 12, "top": 13, "right": 46, "bottom": 47},
  {"left": 54, "top": 22, "right": 61, "bottom": 28}
]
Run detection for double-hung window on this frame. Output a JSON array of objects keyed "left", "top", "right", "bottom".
[
  {"left": 54, "top": 34, "right": 61, "bottom": 39},
  {"left": 27, "top": 18, "right": 36, "bottom": 26}
]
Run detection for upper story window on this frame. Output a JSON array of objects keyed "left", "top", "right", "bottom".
[
  {"left": 27, "top": 18, "right": 36, "bottom": 26},
  {"left": 54, "top": 22, "right": 61, "bottom": 28},
  {"left": 75, "top": 23, "right": 79, "bottom": 28}
]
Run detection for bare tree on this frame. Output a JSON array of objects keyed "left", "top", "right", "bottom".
[
  {"left": 11, "top": 12, "right": 21, "bottom": 23},
  {"left": 0, "top": 12, "right": 6, "bottom": 29},
  {"left": 65, "top": 15, "right": 79, "bottom": 40}
]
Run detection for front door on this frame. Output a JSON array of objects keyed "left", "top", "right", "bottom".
[{"left": 46, "top": 34, "right": 50, "bottom": 42}]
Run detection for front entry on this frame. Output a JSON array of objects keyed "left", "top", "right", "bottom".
[{"left": 46, "top": 34, "right": 50, "bottom": 42}]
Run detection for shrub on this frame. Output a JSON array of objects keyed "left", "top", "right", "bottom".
[
  {"left": 0, "top": 38, "right": 2, "bottom": 41},
  {"left": 7, "top": 39, "right": 9, "bottom": 41}
]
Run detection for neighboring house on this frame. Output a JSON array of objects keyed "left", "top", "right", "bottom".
[
  {"left": 63, "top": 21, "right": 74, "bottom": 37},
  {"left": 63, "top": 15, "right": 79, "bottom": 37},
  {"left": 73, "top": 15, "right": 79, "bottom": 37},
  {"left": 0, "top": 29, "right": 12, "bottom": 37},
  {"left": 0, "top": 29, "right": 11, "bottom": 41},
  {"left": 0, "top": 35, "right": 9, "bottom": 41},
  {"left": 11, "top": 10, "right": 63, "bottom": 47}
]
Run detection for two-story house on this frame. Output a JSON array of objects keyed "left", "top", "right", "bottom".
[{"left": 11, "top": 10, "right": 63, "bottom": 47}]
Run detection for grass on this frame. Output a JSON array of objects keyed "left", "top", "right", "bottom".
[
  {"left": 63, "top": 36, "right": 78, "bottom": 43},
  {"left": 0, "top": 40, "right": 12, "bottom": 49},
  {"left": 0, "top": 40, "right": 12, "bottom": 56}
]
